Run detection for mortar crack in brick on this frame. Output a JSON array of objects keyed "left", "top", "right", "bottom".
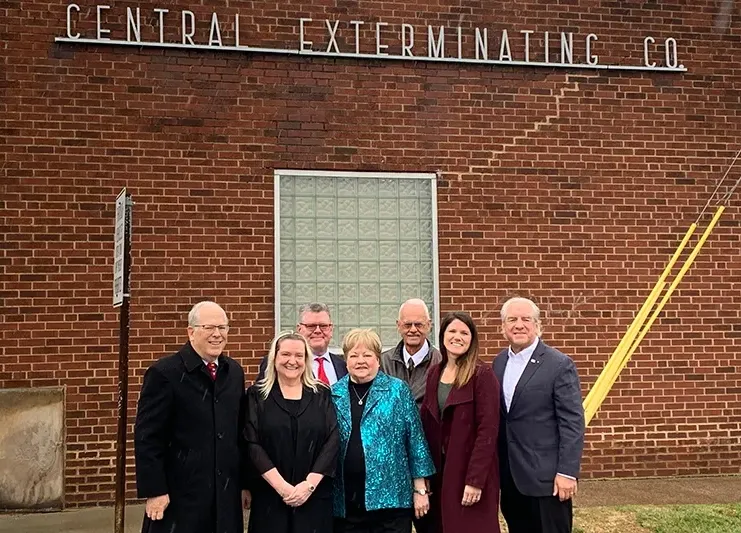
[{"left": 485, "top": 73, "right": 598, "bottom": 165}]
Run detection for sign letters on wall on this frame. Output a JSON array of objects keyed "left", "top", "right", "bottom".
[{"left": 56, "top": 4, "right": 687, "bottom": 72}]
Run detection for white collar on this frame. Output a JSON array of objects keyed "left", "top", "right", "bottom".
[
  {"left": 403, "top": 340, "right": 430, "bottom": 367},
  {"left": 314, "top": 351, "right": 330, "bottom": 361},
  {"left": 507, "top": 337, "right": 540, "bottom": 360}
]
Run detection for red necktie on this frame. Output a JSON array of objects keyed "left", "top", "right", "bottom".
[
  {"left": 315, "top": 357, "right": 330, "bottom": 385},
  {"left": 206, "top": 361, "right": 217, "bottom": 381}
]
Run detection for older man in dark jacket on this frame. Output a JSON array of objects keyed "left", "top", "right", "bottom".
[
  {"left": 494, "top": 297, "right": 585, "bottom": 533},
  {"left": 380, "top": 298, "right": 441, "bottom": 408},
  {"left": 134, "top": 301, "right": 249, "bottom": 533}
]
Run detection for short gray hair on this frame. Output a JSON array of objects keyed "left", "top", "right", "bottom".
[
  {"left": 398, "top": 298, "right": 431, "bottom": 321},
  {"left": 298, "top": 302, "right": 332, "bottom": 322},
  {"left": 188, "top": 301, "right": 227, "bottom": 326},
  {"left": 500, "top": 297, "right": 541, "bottom": 323}
]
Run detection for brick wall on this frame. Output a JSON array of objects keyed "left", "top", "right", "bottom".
[{"left": 2, "top": 0, "right": 740, "bottom": 505}]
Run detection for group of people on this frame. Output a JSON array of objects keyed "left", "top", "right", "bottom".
[{"left": 134, "top": 297, "right": 586, "bottom": 533}]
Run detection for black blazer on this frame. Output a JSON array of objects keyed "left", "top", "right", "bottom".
[
  {"left": 244, "top": 383, "right": 339, "bottom": 533},
  {"left": 493, "top": 340, "right": 585, "bottom": 498},
  {"left": 256, "top": 351, "right": 347, "bottom": 383}
]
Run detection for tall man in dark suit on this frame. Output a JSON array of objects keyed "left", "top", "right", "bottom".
[
  {"left": 257, "top": 302, "right": 347, "bottom": 384},
  {"left": 493, "top": 297, "right": 585, "bottom": 533},
  {"left": 134, "top": 301, "right": 249, "bottom": 533}
]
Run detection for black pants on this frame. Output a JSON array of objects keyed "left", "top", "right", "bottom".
[
  {"left": 411, "top": 513, "right": 430, "bottom": 533},
  {"left": 334, "top": 507, "right": 412, "bottom": 533},
  {"left": 500, "top": 467, "right": 573, "bottom": 533}
]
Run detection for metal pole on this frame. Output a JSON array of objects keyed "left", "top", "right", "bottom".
[{"left": 114, "top": 195, "right": 132, "bottom": 533}]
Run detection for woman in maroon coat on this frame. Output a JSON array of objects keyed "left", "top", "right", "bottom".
[{"left": 420, "top": 311, "right": 501, "bottom": 533}]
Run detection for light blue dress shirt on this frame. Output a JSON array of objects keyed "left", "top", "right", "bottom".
[{"left": 502, "top": 337, "right": 539, "bottom": 411}]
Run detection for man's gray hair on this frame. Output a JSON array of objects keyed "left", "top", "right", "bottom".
[
  {"left": 398, "top": 298, "right": 431, "bottom": 321},
  {"left": 298, "top": 302, "right": 332, "bottom": 322},
  {"left": 188, "top": 301, "right": 227, "bottom": 326},
  {"left": 500, "top": 297, "right": 541, "bottom": 323}
]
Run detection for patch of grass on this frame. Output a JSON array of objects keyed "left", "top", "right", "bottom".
[
  {"left": 502, "top": 504, "right": 741, "bottom": 532},
  {"left": 634, "top": 503, "right": 741, "bottom": 533}
]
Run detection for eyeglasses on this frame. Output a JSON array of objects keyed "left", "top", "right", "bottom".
[
  {"left": 299, "top": 323, "right": 332, "bottom": 333},
  {"left": 193, "top": 324, "right": 230, "bottom": 334},
  {"left": 400, "top": 321, "right": 428, "bottom": 330}
]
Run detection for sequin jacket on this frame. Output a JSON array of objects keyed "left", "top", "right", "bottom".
[{"left": 331, "top": 371, "right": 435, "bottom": 517}]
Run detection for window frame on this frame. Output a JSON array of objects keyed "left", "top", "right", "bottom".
[{"left": 273, "top": 169, "right": 440, "bottom": 349}]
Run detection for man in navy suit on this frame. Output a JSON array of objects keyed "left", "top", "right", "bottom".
[
  {"left": 493, "top": 297, "right": 585, "bottom": 533},
  {"left": 257, "top": 302, "right": 347, "bottom": 384}
]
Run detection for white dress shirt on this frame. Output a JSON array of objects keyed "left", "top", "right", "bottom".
[
  {"left": 403, "top": 340, "right": 430, "bottom": 369},
  {"left": 312, "top": 352, "right": 339, "bottom": 385}
]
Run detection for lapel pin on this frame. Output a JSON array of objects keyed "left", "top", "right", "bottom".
[{"left": 531, "top": 359, "right": 539, "bottom": 364}]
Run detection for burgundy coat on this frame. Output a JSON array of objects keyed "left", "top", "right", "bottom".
[{"left": 420, "top": 362, "right": 501, "bottom": 533}]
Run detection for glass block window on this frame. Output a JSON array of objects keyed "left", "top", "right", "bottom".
[{"left": 275, "top": 170, "right": 439, "bottom": 349}]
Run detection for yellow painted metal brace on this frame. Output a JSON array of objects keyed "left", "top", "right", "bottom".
[{"left": 583, "top": 148, "right": 740, "bottom": 426}]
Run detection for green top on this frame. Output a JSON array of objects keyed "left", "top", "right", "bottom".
[{"left": 438, "top": 380, "right": 454, "bottom": 415}]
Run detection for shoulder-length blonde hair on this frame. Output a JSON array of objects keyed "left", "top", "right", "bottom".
[
  {"left": 439, "top": 311, "right": 480, "bottom": 389},
  {"left": 257, "top": 331, "right": 325, "bottom": 399}
]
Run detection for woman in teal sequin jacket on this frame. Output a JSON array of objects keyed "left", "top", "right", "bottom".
[{"left": 331, "top": 328, "right": 435, "bottom": 533}]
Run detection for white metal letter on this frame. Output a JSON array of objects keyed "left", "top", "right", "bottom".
[
  {"left": 521, "top": 30, "right": 533, "bottom": 62},
  {"left": 325, "top": 20, "right": 340, "bottom": 53},
  {"left": 644, "top": 36, "right": 655, "bottom": 67},
  {"left": 154, "top": 9, "right": 168, "bottom": 44},
  {"left": 428, "top": 25, "right": 444, "bottom": 58},
  {"left": 560, "top": 32, "right": 573, "bottom": 64},
  {"left": 544, "top": 31, "right": 550, "bottom": 63},
  {"left": 586, "top": 33, "right": 598, "bottom": 65},
  {"left": 665, "top": 37, "right": 678, "bottom": 68},
  {"left": 126, "top": 7, "right": 141, "bottom": 42},
  {"left": 209, "top": 12, "right": 223, "bottom": 46},
  {"left": 350, "top": 20, "right": 364, "bottom": 54},
  {"left": 182, "top": 11, "right": 195, "bottom": 45},
  {"left": 376, "top": 22, "right": 388, "bottom": 55},
  {"left": 235, "top": 14, "right": 240, "bottom": 47},
  {"left": 96, "top": 5, "right": 110, "bottom": 40},
  {"left": 475, "top": 27, "right": 487, "bottom": 60},
  {"left": 299, "top": 18, "right": 313, "bottom": 51},
  {"left": 499, "top": 29, "right": 512, "bottom": 61},
  {"left": 457, "top": 26, "right": 462, "bottom": 59},
  {"left": 402, "top": 24, "right": 414, "bottom": 57},
  {"left": 66, "top": 3, "right": 80, "bottom": 39}
]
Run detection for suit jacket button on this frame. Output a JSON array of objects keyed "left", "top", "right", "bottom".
[{"left": 217, "top": 432, "right": 223, "bottom": 439}]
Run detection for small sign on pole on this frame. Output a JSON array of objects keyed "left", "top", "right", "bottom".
[
  {"left": 113, "top": 189, "right": 132, "bottom": 533},
  {"left": 113, "top": 189, "right": 127, "bottom": 307}
]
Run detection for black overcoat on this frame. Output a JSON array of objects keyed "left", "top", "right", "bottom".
[
  {"left": 134, "top": 341, "right": 246, "bottom": 533},
  {"left": 244, "top": 383, "right": 339, "bottom": 533}
]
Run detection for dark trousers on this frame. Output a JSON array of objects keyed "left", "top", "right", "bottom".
[
  {"left": 334, "top": 507, "right": 412, "bottom": 533},
  {"left": 500, "top": 466, "right": 572, "bottom": 533},
  {"left": 411, "top": 513, "right": 430, "bottom": 533}
]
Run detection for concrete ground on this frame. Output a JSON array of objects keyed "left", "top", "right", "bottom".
[{"left": 1, "top": 476, "right": 739, "bottom": 533}]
